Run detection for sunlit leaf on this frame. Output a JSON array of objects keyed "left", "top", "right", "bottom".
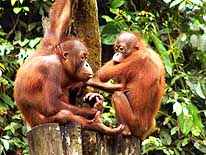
[
  {"left": 163, "top": 0, "right": 172, "bottom": 3},
  {"left": 194, "top": 141, "right": 206, "bottom": 153},
  {"left": 0, "top": 63, "right": 5, "bottom": 71},
  {"left": 109, "top": 8, "right": 119, "bottom": 15},
  {"left": 102, "top": 15, "right": 114, "bottom": 22},
  {"left": 29, "top": 37, "right": 41, "bottom": 48},
  {"left": 23, "top": 6, "right": 29, "bottom": 12},
  {"left": 1, "top": 139, "right": 9, "bottom": 151},
  {"left": 18, "top": 39, "right": 30, "bottom": 47},
  {"left": 13, "top": 7, "right": 22, "bottom": 14},
  {"left": 11, "top": 0, "right": 18, "bottom": 6},
  {"left": 173, "top": 101, "right": 182, "bottom": 116},
  {"left": 163, "top": 148, "right": 174, "bottom": 155},
  {"left": 190, "top": 0, "right": 203, "bottom": 5},
  {"left": 182, "top": 138, "right": 189, "bottom": 146},
  {"left": 171, "top": 127, "right": 178, "bottom": 135},
  {"left": 163, "top": 116, "right": 172, "bottom": 125},
  {"left": 178, "top": 1, "right": 186, "bottom": 11},
  {"left": 170, "top": 0, "right": 183, "bottom": 8},
  {"left": 20, "top": 0, "right": 24, "bottom": 4}
]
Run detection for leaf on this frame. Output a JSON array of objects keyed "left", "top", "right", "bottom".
[
  {"left": 178, "top": 1, "right": 186, "bottom": 11},
  {"left": 11, "top": 0, "right": 18, "bottom": 6},
  {"left": 101, "top": 21, "right": 128, "bottom": 45},
  {"left": 190, "top": 0, "right": 203, "bottom": 5},
  {"left": 109, "top": 8, "right": 119, "bottom": 15},
  {"left": 189, "top": 103, "right": 202, "bottom": 136},
  {"left": 160, "top": 130, "right": 172, "bottom": 145},
  {"left": 23, "top": 6, "right": 29, "bottom": 12},
  {"left": 182, "top": 138, "right": 189, "bottom": 146},
  {"left": 19, "top": 39, "right": 29, "bottom": 47},
  {"left": 171, "top": 127, "right": 179, "bottom": 135},
  {"left": 29, "top": 37, "right": 41, "bottom": 48},
  {"left": 194, "top": 141, "right": 206, "bottom": 153},
  {"left": 101, "top": 15, "right": 114, "bottom": 22},
  {"left": 20, "top": 0, "right": 24, "bottom": 4},
  {"left": 173, "top": 101, "right": 182, "bottom": 116},
  {"left": 200, "top": 81, "right": 206, "bottom": 98},
  {"left": 0, "top": 144, "right": 3, "bottom": 155},
  {"left": 170, "top": 0, "right": 183, "bottom": 8},
  {"left": 111, "top": 0, "right": 126, "bottom": 9},
  {"left": 176, "top": 33, "right": 187, "bottom": 50},
  {"left": 150, "top": 34, "right": 173, "bottom": 76},
  {"left": 0, "top": 63, "right": 5, "bottom": 71},
  {"left": 163, "top": 0, "right": 172, "bottom": 3},
  {"left": 163, "top": 148, "right": 174, "bottom": 155},
  {"left": 1, "top": 139, "right": 9, "bottom": 151},
  {"left": 142, "top": 136, "right": 163, "bottom": 147},
  {"left": 163, "top": 116, "right": 171, "bottom": 125},
  {"left": 195, "top": 82, "right": 205, "bottom": 99},
  {"left": 4, "top": 122, "right": 20, "bottom": 134},
  {"left": 178, "top": 110, "right": 193, "bottom": 136},
  {"left": 0, "top": 94, "right": 14, "bottom": 108},
  {"left": 13, "top": 7, "right": 22, "bottom": 14},
  {"left": 198, "top": 34, "right": 206, "bottom": 52}
]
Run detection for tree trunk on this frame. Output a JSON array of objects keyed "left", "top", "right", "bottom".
[
  {"left": 71, "top": 1, "right": 102, "bottom": 154},
  {"left": 72, "top": 0, "right": 102, "bottom": 72}
]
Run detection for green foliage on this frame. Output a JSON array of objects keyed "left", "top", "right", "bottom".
[
  {"left": 99, "top": 0, "right": 206, "bottom": 154},
  {"left": 0, "top": 0, "right": 206, "bottom": 154},
  {"left": 0, "top": 0, "right": 52, "bottom": 154},
  {"left": 100, "top": 89, "right": 118, "bottom": 127}
]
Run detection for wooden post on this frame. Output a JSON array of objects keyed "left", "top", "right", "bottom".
[
  {"left": 28, "top": 123, "right": 64, "bottom": 155},
  {"left": 28, "top": 124, "right": 141, "bottom": 155},
  {"left": 96, "top": 134, "right": 141, "bottom": 155},
  {"left": 61, "top": 123, "right": 83, "bottom": 155}
]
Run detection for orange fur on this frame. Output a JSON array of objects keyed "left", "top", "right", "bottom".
[
  {"left": 88, "top": 32, "right": 165, "bottom": 139},
  {"left": 13, "top": 0, "right": 123, "bottom": 135}
]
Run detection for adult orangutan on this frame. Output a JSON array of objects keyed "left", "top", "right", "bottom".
[{"left": 14, "top": 0, "right": 123, "bottom": 135}]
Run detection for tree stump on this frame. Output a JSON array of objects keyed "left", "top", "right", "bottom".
[
  {"left": 96, "top": 134, "right": 141, "bottom": 155},
  {"left": 28, "top": 123, "right": 141, "bottom": 155},
  {"left": 28, "top": 123, "right": 64, "bottom": 155},
  {"left": 61, "top": 123, "right": 83, "bottom": 155}
]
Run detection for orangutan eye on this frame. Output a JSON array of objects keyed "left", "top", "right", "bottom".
[
  {"left": 119, "top": 46, "right": 124, "bottom": 52},
  {"left": 81, "top": 56, "right": 85, "bottom": 61},
  {"left": 113, "top": 47, "right": 117, "bottom": 52}
]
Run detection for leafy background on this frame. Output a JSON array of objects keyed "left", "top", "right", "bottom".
[{"left": 0, "top": 0, "right": 206, "bottom": 154}]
